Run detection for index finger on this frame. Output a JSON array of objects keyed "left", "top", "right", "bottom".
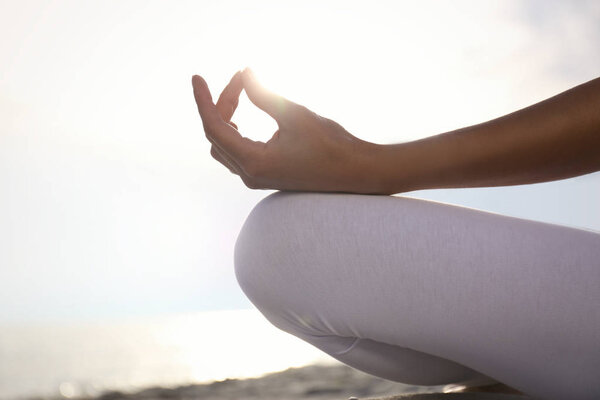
[{"left": 216, "top": 70, "right": 243, "bottom": 123}]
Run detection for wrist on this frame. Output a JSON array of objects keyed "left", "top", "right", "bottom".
[
  {"left": 374, "top": 143, "right": 414, "bottom": 195},
  {"left": 358, "top": 142, "right": 416, "bottom": 195},
  {"left": 370, "top": 138, "right": 453, "bottom": 195},
  {"left": 348, "top": 136, "right": 449, "bottom": 195}
]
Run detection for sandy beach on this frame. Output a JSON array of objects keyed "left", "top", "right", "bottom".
[{"left": 60, "top": 363, "right": 446, "bottom": 400}]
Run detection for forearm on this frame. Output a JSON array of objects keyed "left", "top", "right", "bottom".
[{"left": 375, "top": 77, "right": 600, "bottom": 194}]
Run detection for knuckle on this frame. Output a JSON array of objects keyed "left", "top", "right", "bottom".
[
  {"left": 284, "top": 104, "right": 312, "bottom": 125},
  {"left": 202, "top": 123, "right": 214, "bottom": 138},
  {"left": 241, "top": 176, "right": 259, "bottom": 189},
  {"left": 242, "top": 156, "right": 265, "bottom": 178},
  {"left": 210, "top": 146, "right": 219, "bottom": 159},
  {"left": 241, "top": 145, "right": 267, "bottom": 178},
  {"left": 242, "top": 160, "right": 259, "bottom": 178},
  {"left": 295, "top": 104, "right": 310, "bottom": 114}
]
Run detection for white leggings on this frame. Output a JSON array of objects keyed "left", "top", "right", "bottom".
[{"left": 234, "top": 192, "right": 600, "bottom": 400}]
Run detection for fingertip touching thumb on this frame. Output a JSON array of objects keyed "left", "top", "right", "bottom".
[
  {"left": 241, "top": 68, "right": 284, "bottom": 119},
  {"left": 242, "top": 67, "right": 256, "bottom": 79},
  {"left": 241, "top": 67, "right": 261, "bottom": 92}
]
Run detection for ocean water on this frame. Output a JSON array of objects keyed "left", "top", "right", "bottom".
[{"left": 0, "top": 309, "right": 335, "bottom": 399}]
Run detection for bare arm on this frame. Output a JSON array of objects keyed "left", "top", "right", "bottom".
[
  {"left": 377, "top": 77, "right": 600, "bottom": 194},
  {"left": 192, "top": 71, "right": 600, "bottom": 195}
]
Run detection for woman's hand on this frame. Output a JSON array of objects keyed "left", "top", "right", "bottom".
[
  {"left": 192, "top": 69, "right": 384, "bottom": 194},
  {"left": 194, "top": 72, "right": 600, "bottom": 195}
]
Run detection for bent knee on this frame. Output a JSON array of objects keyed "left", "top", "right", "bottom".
[
  {"left": 234, "top": 191, "right": 345, "bottom": 335},
  {"left": 234, "top": 191, "right": 386, "bottom": 335},
  {"left": 234, "top": 192, "right": 308, "bottom": 316}
]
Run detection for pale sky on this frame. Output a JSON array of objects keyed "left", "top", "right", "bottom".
[{"left": 1, "top": 0, "right": 599, "bottom": 322}]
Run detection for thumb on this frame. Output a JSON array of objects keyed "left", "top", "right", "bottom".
[{"left": 242, "top": 68, "right": 290, "bottom": 121}]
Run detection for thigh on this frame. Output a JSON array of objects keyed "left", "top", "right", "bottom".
[{"left": 235, "top": 192, "right": 600, "bottom": 400}]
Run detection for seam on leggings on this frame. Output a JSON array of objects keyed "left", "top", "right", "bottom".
[{"left": 333, "top": 337, "right": 361, "bottom": 355}]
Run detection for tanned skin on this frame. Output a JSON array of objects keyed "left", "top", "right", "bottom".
[{"left": 192, "top": 69, "right": 599, "bottom": 195}]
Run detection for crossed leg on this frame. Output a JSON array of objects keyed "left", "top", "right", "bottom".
[{"left": 234, "top": 192, "right": 600, "bottom": 400}]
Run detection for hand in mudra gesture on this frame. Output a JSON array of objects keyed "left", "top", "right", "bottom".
[
  {"left": 194, "top": 70, "right": 600, "bottom": 195},
  {"left": 192, "top": 69, "right": 382, "bottom": 194}
]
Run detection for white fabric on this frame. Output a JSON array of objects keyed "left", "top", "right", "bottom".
[{"left": 234, "top": 192, "right": 600, "bottom": 400}]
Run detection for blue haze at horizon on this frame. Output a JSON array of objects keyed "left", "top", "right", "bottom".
[{"left": 1, "top": 0, "right": 599, "bottom": 323}]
